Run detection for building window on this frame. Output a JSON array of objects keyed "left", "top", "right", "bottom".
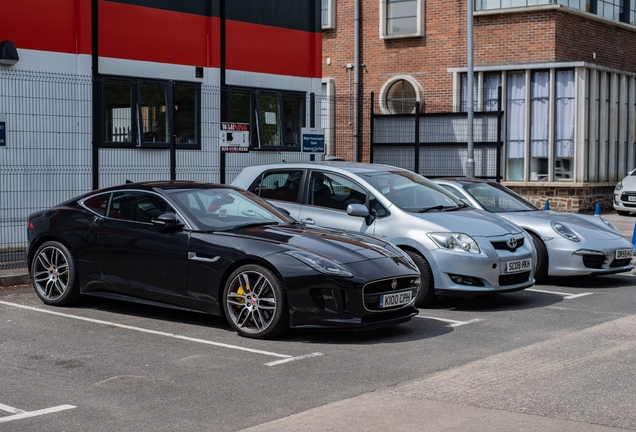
[
  {"left": 379, "top": 76, "right": 423, "bottom": 114},
  {"left": 102, "top": 77, "right": 200, "bottom": 149},
  {"left": 322, "top": 0, "right": 336, "bottom": 29},
  {"left": 506, "top": 71, "right": 526, "bottom": 181},
  {"left": 460, "top": 72, "right": 502, "bottom": 112},
  {"left": 555, "top": 70, "right": 575, "bottom": 181},
  {"left": 380, "top": 0, "right": 424, "bottom": 39},
  {"left": 530, "top": 70, "right": 550, "bottom": 182},
  {"left": 227, "top": 87, "right": 306, "bottom": 150},
  {"left": 477, "top": 0, "right": 636, "bottom": 25}
]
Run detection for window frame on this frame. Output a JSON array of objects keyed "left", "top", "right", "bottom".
[
  {"left": 379, "top": 0, "right": 425, "bottom": 40},
  {"left": 226, "top": 87, "right": 307, "bottom": 151},
  {"left": 322, "top": 0, "right": 336, "bottom": 29},
  {"left": 100, "top": 76, "right": 201, "bottom": 150}
]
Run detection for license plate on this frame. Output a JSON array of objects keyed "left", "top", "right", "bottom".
[
  {"left": 380, "top": 290, "right": 412, "bottom": 308},
  {"left": 506, "top": 258, "right": 532, "bottom": 273},
  {"left": 615, "top": 249, "right": 633, "bottom": 259},
  {"left": 629, "top": 196, "right": 636, "bottom": 202}
]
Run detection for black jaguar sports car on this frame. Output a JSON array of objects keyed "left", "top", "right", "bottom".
[{"left": 27, "top": 181, "right": 421, "bottom": 339}]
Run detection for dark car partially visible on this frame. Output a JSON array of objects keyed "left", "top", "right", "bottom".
[{"left": 27, "top": 181, "right": 421, "bottom": 339}]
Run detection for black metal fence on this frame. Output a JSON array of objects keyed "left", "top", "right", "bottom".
[{"left": 370, "top": 91, "right": 504, "bottom": 180}]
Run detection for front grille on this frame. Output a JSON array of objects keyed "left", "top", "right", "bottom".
[
  {"left": 582, "top": 255, "right": 606, "bottom": 269},
  {"left": 491, "top": 237, "right": 525, "bottom": 252},
  {"left": 499, "top": 271, "right": 531, "bottom": 286},
  {"left": 610, "top": 258, "right": 632, "bottom": 268},
  {"left": 363, "top": 276, "right": 419, "bottom": 311},
  {"left": 620, "top": 192, "right": 636, "bottom": 201}
]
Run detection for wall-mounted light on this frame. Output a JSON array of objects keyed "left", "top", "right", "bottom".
[{"left": 0, "top": 40, "right": 19, "bottom": 66}]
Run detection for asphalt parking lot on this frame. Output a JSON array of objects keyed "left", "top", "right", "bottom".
[{"left": 1, "top": 212, "right": 635, "bottom": 431}]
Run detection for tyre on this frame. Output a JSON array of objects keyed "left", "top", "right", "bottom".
[
  {"left": 31, "top": 241, "right": 80, "bottom": 306},
  {"left": 529, "top": 233, "right": 549, "bottom": 284},
  {"left": 223, "top": 264, "right": 289, "bottom": 339},
  {"left": 405, "top": 251, "right": 434, "bottom": 307}
]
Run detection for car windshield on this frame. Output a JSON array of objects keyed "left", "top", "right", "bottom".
[
  {"left": 169, "top": 188, "right": 292, "bottom": 231},
  {"left": 462, "top": 182, "right": 539, "bottom": 212},
  {"left": 361, "top": 170, "right": 464, "bottom": 212}
]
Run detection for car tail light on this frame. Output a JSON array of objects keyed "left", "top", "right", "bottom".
[{"left": 27, "top": 220, "right": 34, "bottom": 230}]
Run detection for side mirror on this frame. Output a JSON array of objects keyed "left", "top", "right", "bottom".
[
  {"left": 152, "top": 212, "right": 184, "bottom": 230},
  {"left": 347, "top": 203, "right": 376, "bottom": 226}
]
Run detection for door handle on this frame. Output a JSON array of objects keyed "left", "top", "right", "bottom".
[{"left": 301, "top": 218, "right": 316, "bottom": 225}]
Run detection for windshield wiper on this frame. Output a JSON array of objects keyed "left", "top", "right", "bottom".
[
  {"left": 417, "top": 205, "right": 445, "bottom": 213},
  {"left": 229, "top": 221, "right": 280, "bottom": 230}
]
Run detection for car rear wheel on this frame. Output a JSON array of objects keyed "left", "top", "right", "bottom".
[
  {"left": 406, "top": 251, "right": 434, "bottom": 307},
  {"left": 31, "top": 241, "right": 80, "bottom": 306},
  {"left": 223, "top": 264, "right": 289, "bottom": 339},
  {"left": 529, "top": 233, "right": 549, "bottom": 283}
]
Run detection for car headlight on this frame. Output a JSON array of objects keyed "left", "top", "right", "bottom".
[
  {"left": 551, "top": 221, "right": 580, "bottom": 242},
  {"left": 285, "top": 250, "right": 353, "bottom": 277},
  {"left": 615, "top": 181, "right": 623, "bottom": 191},
  {"left": 599, "top": 217, "right": 620, "bottom": 234},
  {"left": 427, "top": 232, "right": 480, "bottom": 253}
]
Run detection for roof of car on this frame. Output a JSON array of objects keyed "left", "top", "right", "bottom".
[
  {"left": 92, "top": 181, "right": 236, "bottom": 194},
  {"left": 242, "top": 161, "right": 410, "bottom": 175}
]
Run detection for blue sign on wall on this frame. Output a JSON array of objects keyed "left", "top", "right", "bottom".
[{"left": 301, "top": 127, "right": 325, "bottom": 154}]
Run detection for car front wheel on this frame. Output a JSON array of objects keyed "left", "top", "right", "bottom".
[
  {"left": 406, "top": 251, "right": 434, "bottom": 307},
  {"left": 223, "top": 264, "right": 289, "bottom": 339},
  {"left": 31, "top": 241, "right": 80, "bottom": 306}
]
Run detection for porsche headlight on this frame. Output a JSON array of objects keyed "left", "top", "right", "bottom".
[
  {"left": 615, "top": 181, "right": 623, "bottom": 191},
  {"left": 286, "top": 250, "right": 353, "bottom": 277},
  {"left": 551, "top": 221, "right": 580, "bottom": 242},
  {"left": 427, "top": 233, "right": 480, "bottom": 253}
]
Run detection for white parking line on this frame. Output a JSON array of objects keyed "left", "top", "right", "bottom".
[
  {"left": 526, "top": 288, "right": 593, "bottom": 299},
  {"left": 0, "top": 404, "right": 75, "bottom": 423},
  {"left": 416, "top": 316, "right": 483, "bottom": 327},
  {"left": 0, "top": 300, "right": 322, "bottom": 366}
]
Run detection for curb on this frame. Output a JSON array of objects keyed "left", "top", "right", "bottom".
[{"left": 0, "top": 269, "right": 30, "bottom": 287}]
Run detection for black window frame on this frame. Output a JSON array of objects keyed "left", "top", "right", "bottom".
[
  {"left": 225, "top": 86, "right": 307, "bottom": 151},
  {"left": 100, "top": 76, "right": 201, "bottom": 150}
]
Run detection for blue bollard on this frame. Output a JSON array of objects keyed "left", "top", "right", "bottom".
[
  {"left": 632, "top": 219, "right": 636, "bottom": 252},
  {"left": 543, "top": 199, "right": 549, "bottom": 211},
  {"left": 594, "top": 202, "right": 601, "bottom": 217}
]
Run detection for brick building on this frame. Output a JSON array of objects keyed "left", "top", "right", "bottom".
[{"left": 321, "top": 0, "right": 636, "bottom": 212}]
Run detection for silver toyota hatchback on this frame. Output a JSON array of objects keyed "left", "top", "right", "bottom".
[{"left": 232, "top": 162, "right": 536, "bottom": 306}]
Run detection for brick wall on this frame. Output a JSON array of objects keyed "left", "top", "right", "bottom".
[{"left": 322, "top": 2, "right": 636, "bottom": 100}]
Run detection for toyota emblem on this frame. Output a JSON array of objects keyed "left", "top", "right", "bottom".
[
  {"left": 391, "top": 279, "right": 398, "bottom": 289},
  {"left": 507, "top": 237, "right": 517, "bottom": 249}
]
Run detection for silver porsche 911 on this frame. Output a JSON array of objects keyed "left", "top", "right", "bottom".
[{"left": 434, "top": 178, "right": 634, "bottom": 282}]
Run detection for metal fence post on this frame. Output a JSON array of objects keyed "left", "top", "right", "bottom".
[
  {"left": 414, "top": 101, "right": 420, "bottom": 174},
  {"left": 369, "top": 92, "right": 374, "bottom": 164}
]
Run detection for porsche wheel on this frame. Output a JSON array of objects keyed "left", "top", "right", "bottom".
[
  {"left": 31, "top": 241, "right": 80, "bottom": 306},
  {"left": 223, "top": 265, "right": 289, "bottom": 339}
]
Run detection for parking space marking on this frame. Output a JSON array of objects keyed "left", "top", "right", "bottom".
[
  {"left": 265, "top": 352, "right": 325, "bottom": 367},
  {"left": 0, "top": 403, "right": 75, "bottom": 423},
  {"left": 526, "top": 288, "right": 593, "bottom": 299},
  {"left": 416, "top": 315, "right": 483, "bottom": 327},
  {"left": 0, "top": 300, "right": 322, "bottom": 366}
]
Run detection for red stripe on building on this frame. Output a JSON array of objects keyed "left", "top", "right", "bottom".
[
  {"left": 226, "top": 21, "right": 321, "bottom": 79},
  {"left": 100, "top": 2, "right": 216, "bottom": 67}
]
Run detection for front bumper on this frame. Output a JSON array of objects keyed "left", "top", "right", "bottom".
[
  {"left": 285, "top": 258, "right": 421, "bottom": 330},
  {"left": 544, "top": 237, "right": 634, "bottom": 277},
  {"left": 428, "top": 233, "right": 536, "bottom": 298}
]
